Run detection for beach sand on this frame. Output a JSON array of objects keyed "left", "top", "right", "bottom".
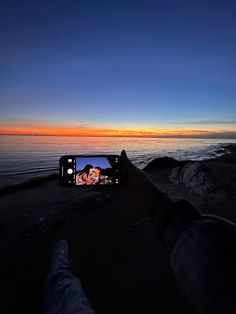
[{"left": 1, "top": 144, "right": 236, "bottom": 314}]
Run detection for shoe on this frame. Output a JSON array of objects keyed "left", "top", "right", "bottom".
[{"left": 49, "top": 239, "right": 69, "bottom": 274}]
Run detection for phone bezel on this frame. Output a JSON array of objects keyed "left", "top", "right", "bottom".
[{"left": 59, "top": 154, "right": 122, "bottom": 187}]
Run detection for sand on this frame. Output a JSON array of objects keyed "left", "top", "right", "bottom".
[{"left": 0, "top": 144, "right": 236, "bottom": 314}]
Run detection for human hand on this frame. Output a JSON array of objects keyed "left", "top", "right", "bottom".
[{"left": 120, "top": 150, "right": 173, "bottom": 218}]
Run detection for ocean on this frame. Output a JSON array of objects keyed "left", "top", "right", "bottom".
[{"left": 0, "top": 135, "right": 235, "bottom": 187}]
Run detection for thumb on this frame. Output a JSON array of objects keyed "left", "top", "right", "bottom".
[
  {"left": 121, "top": 149, "right": 131, "bottom": 166},
  {"left": 121, "top": 149, "right": 128, "bottom": 159},
  {"left": 120, "top": 150, "right": 137, "bottom": 172}
]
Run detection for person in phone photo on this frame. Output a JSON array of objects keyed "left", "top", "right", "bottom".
[
  {"left": 95, "top": 166, "right": 113, "bottom": 185},
  {"left": 76, "top": 164, "right": 93, "bottom": 185}
]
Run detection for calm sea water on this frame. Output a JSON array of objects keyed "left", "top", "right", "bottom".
[{"left": 0, "top": 135, "right": 235, "bottom": 187}]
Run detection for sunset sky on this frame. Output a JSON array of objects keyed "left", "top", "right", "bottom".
[{"left": 1, "top": 0, "right": 236, "bottom": 138}]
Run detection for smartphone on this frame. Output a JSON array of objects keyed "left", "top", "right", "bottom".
[{"left": 59, "top": 155, "right": 122, "bottom": 186}]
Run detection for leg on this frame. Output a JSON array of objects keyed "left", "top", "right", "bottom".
[{"left": 42, "top": 240, "right": 95, "bottom": 314}]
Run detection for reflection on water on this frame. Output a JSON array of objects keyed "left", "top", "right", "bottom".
[{"left": 0, "top": 135, "right": 235, "bottom": 186}]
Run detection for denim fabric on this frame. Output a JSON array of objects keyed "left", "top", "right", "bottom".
[
  {"left": 168, "top": 214, "right": 236, "bottom": 314},
  {"left": 43, "top": 268, "right": 96, "bottom": 314}
]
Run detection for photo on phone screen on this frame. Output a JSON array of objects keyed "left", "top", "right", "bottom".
[
  {"left": 59, "top": 155, "right": 121, "bottom": 186},
  {"left": 75, "top": 156, "right": 113, "bottom": 185}
]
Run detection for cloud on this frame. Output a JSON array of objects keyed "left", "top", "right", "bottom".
[{"left": 173, "top": 120, "right": 236, "bottom": 125}]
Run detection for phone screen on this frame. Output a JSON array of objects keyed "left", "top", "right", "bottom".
[{"left": 59, "top": 155, "right": 122, "bottom": 186}]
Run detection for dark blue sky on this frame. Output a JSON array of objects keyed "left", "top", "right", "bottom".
[
  {"left": 1, "top": 0, "right": 236, "bottom": 136},
  {"left": 76, "top": 156, "right": 111, "bottom": 170}
]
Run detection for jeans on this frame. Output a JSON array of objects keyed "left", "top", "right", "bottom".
[{"left": 42, "top": 266, "right": 95, "bottom": 314}]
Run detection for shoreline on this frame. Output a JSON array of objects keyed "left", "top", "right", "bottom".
[
  {"left": 0, "top": 173, "right": 58, "bottom": 196},
  {"left": 0, "top": 143, "right": 234, "bottom": 193}
]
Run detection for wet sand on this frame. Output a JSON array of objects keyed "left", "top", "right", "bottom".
[{"left": 0, "top": 144, "right": 236, "bottom": 314}]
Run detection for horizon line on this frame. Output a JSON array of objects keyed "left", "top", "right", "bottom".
[{"left": 1, "top": 133, "right": 236, "bottom": 139}]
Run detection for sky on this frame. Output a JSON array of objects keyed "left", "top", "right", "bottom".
[
  {"left": 0, "top": 0, "right": 236, "bottom": 138},
  {"left": 76, "top": 157, "right": 111, "bottom": 171}
]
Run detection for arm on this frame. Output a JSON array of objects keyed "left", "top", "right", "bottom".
[{"left": 120, "top": 150, "right": 236, "bottom": 314}]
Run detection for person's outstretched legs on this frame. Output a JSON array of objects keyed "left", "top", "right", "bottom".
[{"left": 42, "top": 240, "right": 96, "bottom": 314}]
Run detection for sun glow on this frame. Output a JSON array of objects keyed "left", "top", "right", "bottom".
[{"left": 1, "top": 123, "right": 235, "bottom": 138}]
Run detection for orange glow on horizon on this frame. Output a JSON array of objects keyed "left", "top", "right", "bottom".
[{"left": 0, "top": 123, "right": 235, "bottom": 138}]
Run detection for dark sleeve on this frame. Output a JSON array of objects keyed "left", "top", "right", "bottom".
[{"left": 156, "top": 200, "right": 236, "bottom": 314}]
